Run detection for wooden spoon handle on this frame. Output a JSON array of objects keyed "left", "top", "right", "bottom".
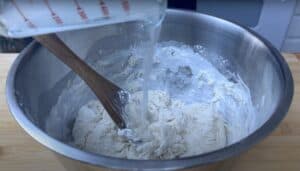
[{"left": 35, "top": 34, "right": 126, "bottom": 129}]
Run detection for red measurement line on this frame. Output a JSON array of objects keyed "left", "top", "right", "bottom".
[
  {"left": 11, "top": 0, "right": 35, "bottom": 28},
  {"left": 98, "top": 0, "right": 109, "bottom": 17},
  {"left": 44, "top": 0, "right": 63, "bottom": 24},
  {"left": 121, "top": 0, "right": 130, "bottom": 13},
  {"left": 73, "top": 0, "right": 88, "bottom": 20}
]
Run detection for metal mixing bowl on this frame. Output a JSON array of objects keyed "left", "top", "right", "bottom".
[{"left": 6, "top": 10, "right": 293, "bottom": 170}]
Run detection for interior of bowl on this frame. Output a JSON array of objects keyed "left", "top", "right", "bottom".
[{"left": 11, "top": 10, "right": 290, "bottom": 166}]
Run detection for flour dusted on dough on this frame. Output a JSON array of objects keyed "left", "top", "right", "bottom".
[{"left": 70, "top": 42, "right": 256, "bottom": 159}]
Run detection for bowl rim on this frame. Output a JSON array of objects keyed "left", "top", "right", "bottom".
[{"left": 6, "top": 9, "right": 294, "bottom": 170}]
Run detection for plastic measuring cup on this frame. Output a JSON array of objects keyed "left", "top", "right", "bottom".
[{"left": 0, "top": 0, "right": 166, "bottom": 38}]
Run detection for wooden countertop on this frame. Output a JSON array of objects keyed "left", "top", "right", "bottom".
[{"left": 0, "top": 53, "right": 299, "bottom": 171}]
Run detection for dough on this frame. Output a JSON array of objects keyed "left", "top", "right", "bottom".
[
  {"left": 49, "top": 42, "right": 256, "bottom": 159},
  {"left": 72, "top": 90, "right": 227, "bottom": 159}
]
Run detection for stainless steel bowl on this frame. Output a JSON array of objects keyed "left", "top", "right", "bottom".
[{"left": 6, "top": 10, "right": 293, "bottom": 170}]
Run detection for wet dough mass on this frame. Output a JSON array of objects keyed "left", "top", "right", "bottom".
[
  {"left": 73, "top": 90, "right": 227, "bottom": 159},
  {"left": 70, "top": 42, "right": 256, "bottom": 159}
]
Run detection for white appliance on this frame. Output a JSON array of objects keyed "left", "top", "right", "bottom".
[{"left": 197, "top": 0, "right": 300, "bottom": 52}]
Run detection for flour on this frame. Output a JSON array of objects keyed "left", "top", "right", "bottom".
[{"left": 50, "top": 42, "right": 256, "bottom": 159}]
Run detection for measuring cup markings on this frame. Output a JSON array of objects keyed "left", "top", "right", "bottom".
[
  {"left": 73, "top": 0, "right": 88, "bottom": 20},
  {"left": 11, "top": 0, "right": 36, "bottom": 28},
  {"left": 99, "top": 0, "right": 109, "bottom": 18},
  {"left": 44, "top": 0, "right": 63, "bottom": 25},
  {"left": 121, "top": 0, "right": 130, "bottom": 13}
]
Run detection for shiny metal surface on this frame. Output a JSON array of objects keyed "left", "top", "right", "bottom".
[{"left": 6, "top": 9, "right": 293, "bottom": 170}]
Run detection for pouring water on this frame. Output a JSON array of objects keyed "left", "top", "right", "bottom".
[{"left": 0, "top": 0, "right": 166, "bottom": 142}]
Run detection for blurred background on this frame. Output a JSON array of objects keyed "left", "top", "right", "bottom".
[{"left": 1, "top": 0, "right": 300, "bottom": 53}]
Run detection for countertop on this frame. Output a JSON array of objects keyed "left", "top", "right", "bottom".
[{"left": 0, "top": 53, "right": 299, "bottom": 171}]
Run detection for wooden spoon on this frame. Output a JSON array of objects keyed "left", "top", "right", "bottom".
[{"left": 35, "top": 34, "right": 127, "bottom": 129}]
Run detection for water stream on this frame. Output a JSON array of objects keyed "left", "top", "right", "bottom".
[{"left": 141, "top": 24, "right": 161, "bottom": 122}]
